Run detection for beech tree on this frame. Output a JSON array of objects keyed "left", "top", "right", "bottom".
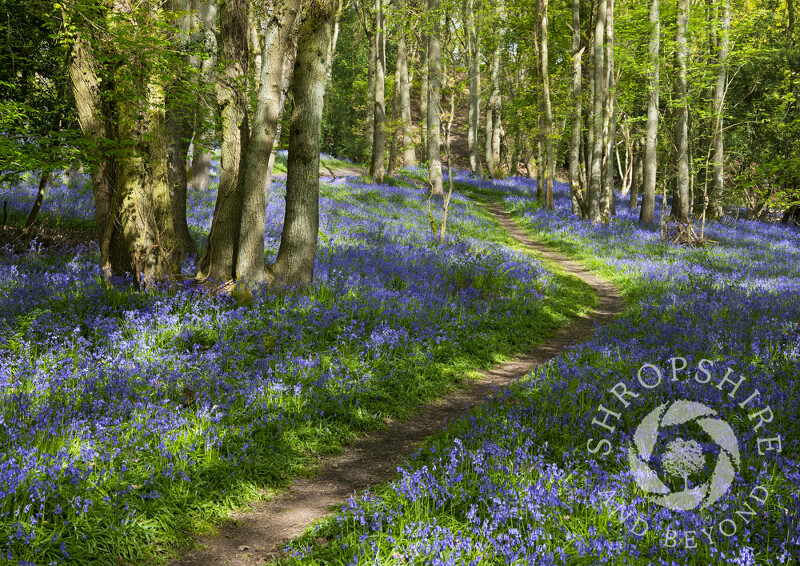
[
  {"left": 672, "top": 0, "right": 690, "bottom": 222},
  {"left": 639, "top": 0, "right": 659, "bottom": 225},
  {"left": 464, "top": 0, "right": 483, "bottom": 176},
  {"left": 427, "top": 0, "right": 444, "bottom": 195},
  {"left": 369, "top": 0, "right": 387, "bottom": 182}
]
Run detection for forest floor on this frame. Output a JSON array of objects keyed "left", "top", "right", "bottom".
[{"left": 170, "top": 200, "right": 625, "bottom": 566}]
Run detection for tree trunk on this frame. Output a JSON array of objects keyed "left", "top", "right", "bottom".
[
  {"left": 427, "top": 0, "right": 444, "bottom": 195},
  {"left": 365, "top": 31, "right": 376, "bottom": 157},
  {"left": 267, "top": 30, "right": 300, "bottom": 189},
  {"left": 370, "top": 0, "right": 386, "bottom": 182},
  {"left": 673, "top": 0, "right": 690, "bottom": 222},
  {"left": 66, "top": 32, "right": 116, "bottom": 278},
  {"left": 397, "top": 31, "right": 416, "bottom": 167},
  {"left": 67, "top": 9, "right": 178, "bottom": 284},
  {"left": 465, "top": 0, "right": 483, "bottom": 176},
  {"left": 166, "top": 0, "right": 197, "bottom": 257},
  {"left": 197, "top": 0, "right": 250, "bottom": 283},
  {"left": 588, "top": 0, "right": 606, "bottom": 223},
  {"left": 190, "top": 148, "right": 211, "bottom": 192},
  {"left": 630, "top": 137, "right": 643, "bottom": 211},
  {"left": 541, "top": 0, "right": 554, "bottom": 209},
  {"left": 569, "top": 0, "right": 584, "bottom": 216},
  {"left": 419, "top": 29, "right": 429, "bottom": 163},
  {"left": 235, "top": 0, "right": 302, "bottom": 285},
  {"left": 639, "top": 0, "right": 660, "bottom": 225},
  {"left": 268, "top": 0, "right": 338, "bottom": 288},
  {"left": 24, "top": 168, "right": 51, "bottom": 230},
  {"left": 388, "top": 52, "right": 400, "bottom": 177},
  {"left": 485, "top": 40, "right": 502, "bottom": 178},
  {"left": 188, "top": 0, "right": 217, "bottom": 196},
  {"left": 709, "top": 0, "right": 729, "bottom": 218},
  {"left": 601, "top": 0, "right": 616, "bottom": 217}
]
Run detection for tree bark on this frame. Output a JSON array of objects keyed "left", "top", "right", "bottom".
[
  {"left": 569, "top": 0, "right": 584, "bottom": 216},
  {"left": 188, "top": 0, "right": 217, "bottom": 196},
  {"left": 673, "top": 0, "right": 690, "bottom": 222},
  {"left": 540, "top": 0, "right": 554, "bottom": 209},
  {"left": 190, "top": 148, "right": 211, "bottom": 192},
  {"left": 235, "top": 0, "right": 302, "bottom": 285},
  {"left": 588, "top": 0, "right": 606, "bottom": 222},
  {"left": 370, "top": 0, "right": 386, "bottom": 182},
  {"left": 485, "top": 40, "right": 502, "bottom": 178},
  {"left": 639, "top": 0, "right": 660, "bottom": 225},
  {"left": 465, "top": 0, "right": 483, "bottom": 176},
  {"left": 388, "top": 52, "right": 400, "bottom": 176},
  {"left": 427, "top": 0, "right": 444, "bottom": 195},
  {"left": 397, "top": 31, "right": 416, "bottom": 167},
  {"left": 166, "top": 0, "right": 198, "bottom": 257},
  {"left": 601, "top": 0, "right": 616, "bottom": 216},
  {"left": 365, "top": 30, "right": 376, "bottom": 157},
  {"left": 709, "top": 0, "right": 729, "bottom": 218},
  {"left": 24, "top": 168, "right": 51, "bottom": 230},
  {"left": 419, "top": 28, "right": 429, "bottom": 163},
  {"left": 197, "top": 0, "right": 250, "bottom": 283},
  {"left": 630, "top": 137, "right": 643, "bottom": 211},
  {"left": 67, "top": 7, "right": 178, "bottom": 284},
  {"left": 66, "top": 31, "right": 116, "bottom": 277},
  {"left": 268, "top": 0, "right": 338, "bottom": 288}
]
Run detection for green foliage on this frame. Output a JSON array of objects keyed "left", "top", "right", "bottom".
[
  {"left": 0, "top": 0, "right": 80, "bottom": 182},
  {"left": 320, "top": 6, "right": 371, "bottom": 162}
]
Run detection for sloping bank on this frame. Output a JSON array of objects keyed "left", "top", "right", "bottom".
[{"left": 280, "top": 176, "right": 798, "bottom": 565}]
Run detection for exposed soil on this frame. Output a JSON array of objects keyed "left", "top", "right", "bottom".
[{"left": 171, "top": 201, "right": 624, "bottom": 566}]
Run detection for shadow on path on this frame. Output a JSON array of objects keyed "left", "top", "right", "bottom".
[{"left": 171, "top": 200, "right": 624, "bottom": 566}]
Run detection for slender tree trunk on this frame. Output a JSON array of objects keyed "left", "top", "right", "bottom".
[
  {"left": 268, "top": 0, "right": 338, "bottom": 288},
  {"left": 24, "top": 168, "right": 51, "bottom": 230},
  {"left": 541, "top": 0, "right": 554, "bottom": 209},
  {"left": 630, "top": 137, "right": 643, "bottom": 211},
  {"left": 639, "top": 0, "right": 660, "bottom": 225},
  {"left": 601, "top": 0, "right": 616, "bottom": 216},
  {"left": 419, "top": 29, "right": 429, "bottom": 163},
  {"left": 485, "top": 40, "right": 502, "bottom": 178},
  {"left": 709, "top": 0, "right": 729, "bottom": 218},
  {"left": 235, "top": 0, "right": 302, "bottom": 285},
  {"left": 365, "top": 31, "right": 376, "bottom": 156},
  {"left": 188, "top": 0, "right": 217, "bottom": 196},
  {"left": 397, "top": 32, "right": 416, "bottom": 167},
  {"left": 266, "top": 31, "right": 300, "bottom": 189},
  {"left": 388, "top": 54, "right": 400, "bottom": 176},
  {"left": 166, "top": 0, "right": 197, "bottom": 257},
  {"left": 673, "top": 0, "right": 690, "bottom": 222},
  {"left": 569, "top": 0, "right": 584, "bottom": 216},
  {"left": 197, "top": 0, "right": 250, "bottom": 282},
  {"left": 427, "top": 0, "right": 444, "bottom": 195},
  {"left": 465, "top": 0, "right": 483, "bottom": 176},
  {"left": 588, "top": 0, "right": 606, "bottom": 222},
  {"left": 370, "top": 0, "right": 386, "bottom": 182}
]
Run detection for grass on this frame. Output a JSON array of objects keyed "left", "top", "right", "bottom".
[
  {"left": 279, "top": 174, "right": 799, "bottom": 565},
  {"left": 0, "top": 166, "right": 595, "bottom": 564}
]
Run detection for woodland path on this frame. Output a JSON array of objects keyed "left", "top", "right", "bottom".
[{"left": 171, "top": 200, "right": 625, "bottom": 566}]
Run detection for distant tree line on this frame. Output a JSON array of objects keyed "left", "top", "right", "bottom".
[{"left": 1, "top": 0, "right": 798, "bottom": 286}]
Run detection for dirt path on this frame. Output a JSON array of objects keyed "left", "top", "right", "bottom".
[{"left": 171, "top": 202, "right": 624, "bottom": 566}]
